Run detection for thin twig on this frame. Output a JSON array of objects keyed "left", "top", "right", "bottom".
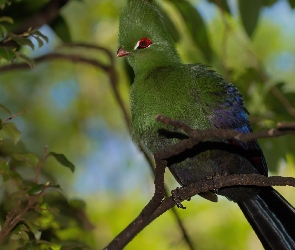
[
  {"left": 0, "top": 49, "right": 131, "bottom": 128},
  {"left": 2, "top": 110, "right": 26, "bottom": 124}
]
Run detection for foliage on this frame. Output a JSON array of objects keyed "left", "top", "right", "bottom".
[
  {"left": 0, "top": 0, "right": 294, "bottom": 249},
  {"left": 0, "top": 2, "right": 93, "bottom": 249},
  {"left": 0, "top": 108, "right": 93, "bottom": 249}
]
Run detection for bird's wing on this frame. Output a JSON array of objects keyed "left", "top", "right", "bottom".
[{"left": 191, "top": 64, "right": 268, "bottom": 176}]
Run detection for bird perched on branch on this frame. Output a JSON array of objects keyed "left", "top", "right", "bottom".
[{"left": 117, "top": 0, "right": 295, "bottom": 249}]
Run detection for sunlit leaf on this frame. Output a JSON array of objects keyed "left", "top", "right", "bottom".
[
  {"left": 69, "top": 199, "right": 86, "bottom": 209},
  {"left": 171, "top": 0, "right": 213, "bottom": 62},
  {"left": 0, "top": 16, "right": 13, "bottom": 23},
  {"left": 0, "top": 122, "right": 21, "bottom": 144},
  {"left": 20, "top": 231, "right": 29, "bottom": 241},
  {"left": 10, "top": 233, "right": 21, "bottom": 240},
  {"left": 49, "top": 15, "right": 71, "bottom": 42},
  {"left": 13, "top": 152, "right": 39, "bottom": 167},
  {"left": 48, "top": 152, "right": 75, "bottom": 172},
  {"left": 238, "top": 0, "right": 263, "bottom": 37}
]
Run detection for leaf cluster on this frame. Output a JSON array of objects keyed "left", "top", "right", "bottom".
[
  {"left": 0, "top": 2, "right": 94, "bottom": 247},
  {"left": 0, "top": 106, "right": 93, "bottom": 249}
]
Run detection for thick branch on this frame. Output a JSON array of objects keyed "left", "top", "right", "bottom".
[
  {"left": 104, "top": 174, "right": 295, "bottom": 250},
  {"left": 155, "top": 115, "right": 295, "bottom": 159},
  {"left": 104, "top": 116, "right": 295, "bottom": 249}
]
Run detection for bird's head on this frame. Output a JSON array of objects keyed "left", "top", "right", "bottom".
[{"left": 117, "top": 0, "right": 180, "bottom": 75}]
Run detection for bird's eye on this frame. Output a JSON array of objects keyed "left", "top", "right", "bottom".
[{"left": 134, "top": 38, "right": 152, "bottom": 50}]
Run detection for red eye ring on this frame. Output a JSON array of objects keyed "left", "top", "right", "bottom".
[{"left": 135, "top": 38, "right": 152, "bottom": 50}]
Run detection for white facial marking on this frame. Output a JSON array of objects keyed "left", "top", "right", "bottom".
[{"left": 134, "top": 40, "right": 140, "bottom": 50}]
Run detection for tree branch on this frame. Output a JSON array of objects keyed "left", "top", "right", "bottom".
[
  {"left": 104, "top": 116, "right": 295, "bottom": 250},
  {"left": 104, "top": 173, "right": 295, "bottom": 250},
  {"left": 0, "top": 48, "right": 131, "bottom": 127},
  {"left": 0, "top": 46, "right": 194, "bottom": 248},
  {"left": 13, "top": 0, "right": 70, "bottom": 34}
]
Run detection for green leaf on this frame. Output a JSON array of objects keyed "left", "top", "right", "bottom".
[
  {"left": 0, "top": 159, "right": 10, "bottom": 181},
  {"left": 262, "top": 0, "right": 277, "bottom": 7},
  {"left": 0, "top": 0, "right": 11, "bottom": 9},
  {"left": 208, "top": 0, "right": 231, "bottom": 14},
  {"left": 288, "top": 0, "right": 295, "bottom": 8},
  {"left": 49, "top": 15, "right": 71, "bottom": 42},
  {"left": 0, "top": 16, "right": 13, "bottom": 23},
  {"left": 31, "top": 30, "right": 49, "bottom": 43},
  {"left": 48, "top": 152, "right": 75, "bottom": 172},
  {"left": 171, "top": 0, "right": 213, "bottom": 62},
  {"left": 15, "top": 52, "right": 36, "bottom": 67},
  {"left": 10, "top": 34, "right": 34, "bottom": 50},
  {"left": 0, "top": 46, "right": 15, "bottom": 61},
  {"left": 0, "top": 24, "right": 7, "bottom": 38},
  {"left": 69, "top": 199, "right": 86, "bottom": 209},
  {"left": 28, "top": 183, "right": 44, "bottom": 195},
  {"left": 238, "top": 0, "right": 263, "bottom": 37},
  {"left": 13, "top": 152, "right": 39, "bottom": 167},
  {"left": 10, "top": 233, "right": 21, "bottom": 240},
  {"left": 0, "top": 122, "right": 21, "bottom": 144},
  {"left": 0, "top": 103, "right": 11, "bottom": 115},
  {"left": 31, "top": 34, "right": 44, "bottom": 48},
  {"left": 20, "top": 231, "right": 29, "bottom": 241}
]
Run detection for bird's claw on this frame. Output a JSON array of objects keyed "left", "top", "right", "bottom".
[{"left": 172, "top": 187, "right": 186, "bottom": 209}]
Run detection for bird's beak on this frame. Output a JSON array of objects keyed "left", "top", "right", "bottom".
[{"left": 117, "top": 47, "right": 130, "bottom": 57}]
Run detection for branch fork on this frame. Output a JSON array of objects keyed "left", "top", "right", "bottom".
[{"left": 104, "top": 115, "right": 295, "bottom": 250}]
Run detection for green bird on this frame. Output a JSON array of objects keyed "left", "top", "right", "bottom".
[{"left": 117, "top": 1, "right": 295, "bottom": 249}]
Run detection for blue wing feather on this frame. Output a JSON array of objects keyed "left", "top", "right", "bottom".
[{"left": 194, "top": 67, "right": 268, "bottom": 176}]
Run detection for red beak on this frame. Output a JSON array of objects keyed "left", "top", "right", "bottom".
[{"left": 117, "top": 47, "right": 130, "bottom": 57}]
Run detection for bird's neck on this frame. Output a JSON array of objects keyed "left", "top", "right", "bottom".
[{"left": 130, "top": 47, "right": 182, "bottom": 78}]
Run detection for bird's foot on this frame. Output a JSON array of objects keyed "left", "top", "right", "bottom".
[
  {"left": 171, "top": 187, "right": 186, "bottom": 209},
  {"left": 206, "top": 174, "right": 220, "bottom": 194}
]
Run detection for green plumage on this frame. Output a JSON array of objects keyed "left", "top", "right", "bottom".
[
  {"left": 119, "top": 0, "right": 256, "bottom": 189},
  {"left": 118, "top": 1, "right": 295, "bottom": 248}
]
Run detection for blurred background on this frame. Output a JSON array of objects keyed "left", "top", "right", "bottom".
[{"left": 0, "top": 0, "right": 295, "bottom": 249}]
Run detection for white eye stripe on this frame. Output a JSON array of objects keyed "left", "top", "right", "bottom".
[{"left": 134, "top": 40, "right": 140, "bottom": 50}]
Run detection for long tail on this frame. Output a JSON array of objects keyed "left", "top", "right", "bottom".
[{"left": 238, "top": 188, "right": 295, "bottom": 250}]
